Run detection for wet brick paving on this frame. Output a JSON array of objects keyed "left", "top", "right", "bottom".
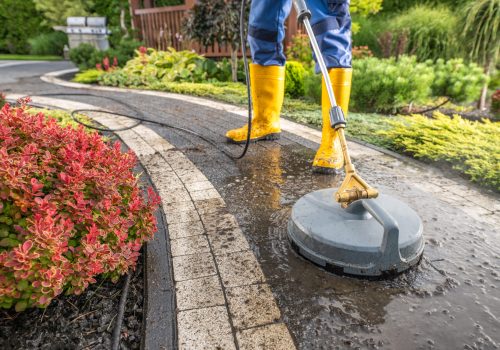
[{"left": 2, "top": 63, "right": 499, "bottom": 349}]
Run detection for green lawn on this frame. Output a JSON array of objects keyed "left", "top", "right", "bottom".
[{"left": 0, "top": 54, "right": 62, "bottom": 61}]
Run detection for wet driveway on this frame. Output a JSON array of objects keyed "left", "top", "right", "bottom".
[
  {"left": 218, "top": 143, "right": 499, "bottom": 350},
  {"left": 2, "top": 63, "right": 499, "bottom": 349}
]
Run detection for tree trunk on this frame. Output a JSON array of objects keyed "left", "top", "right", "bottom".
[
  {"left": 230, "top": 48, "right": 238, "bottom": 82},
  {"left": 478, "top": 61, "right": 492, "bottom": 110},
  {"left": 477, "top": 60, "right": 492, "bottom": 110},
  {"left": 120, "top": 7, "right": 129, "bottom": 39}
]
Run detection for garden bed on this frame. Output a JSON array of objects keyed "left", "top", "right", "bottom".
[
  {"left": 0, "top": 104, "right": 160, "bottom": 349},
  {"left": 67, "top": 69, "right": 500, "bottom": 192},
  {"left": 0, "top": 254, "right": 144, "bottom": 350}
]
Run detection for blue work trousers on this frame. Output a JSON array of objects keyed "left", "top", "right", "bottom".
[{"left": 248, "top": 0, "right": 352, "bottom": 68}]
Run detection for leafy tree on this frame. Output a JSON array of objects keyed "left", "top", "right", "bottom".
[
  {"left": 33, "top": 0, "right": 93, "bottom": 26},
  {"left": 463, "top": 0, "right": 500, "bottom": 109},
  {"left": 351, "top": 0, "right": 383, "bottom": 17},
  {"left": 0, "top": 0, "right": 47, "bottom": 54},
  {"left": 350, "top": 0, "right": 383, "bottom": 33},
  {"left": 90, "top": 0, "right": 132, "bottom": 46},
  {"left": 184, "top": 0, "right": 248, "bottom": 82}
]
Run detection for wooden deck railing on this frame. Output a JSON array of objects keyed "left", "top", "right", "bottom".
[{"left": 131, "top": 1, "right": 302, "bottom": 57}]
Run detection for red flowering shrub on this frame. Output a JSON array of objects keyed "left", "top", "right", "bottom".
[
  {"left": 0, "top": 101, "right": 160, "bottom": 311},
  {"left": 96, "top": 56, "right": 118, "bottom": 72}
]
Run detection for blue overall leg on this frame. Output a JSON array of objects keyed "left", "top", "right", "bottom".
[
  {"left": 307, "top": 0, "right": 352, "bottom": 69},
  {"left": 248, "top": 0, "right": 292, "bottom": 66},
  {"left": 248, "top": 0, "right": 351, "bottom": 68}
]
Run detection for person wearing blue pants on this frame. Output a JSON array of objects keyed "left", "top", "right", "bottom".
[{"left": 226, "top": 0, "right": 352, "bottom": 174}]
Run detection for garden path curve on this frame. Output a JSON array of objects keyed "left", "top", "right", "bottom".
[{"left": 2, "top": 64, "right": 499, "bottom": 349}]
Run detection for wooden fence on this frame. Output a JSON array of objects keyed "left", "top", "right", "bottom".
[{"left": 131, "top": 0, "right": 302, "bottom": 57}]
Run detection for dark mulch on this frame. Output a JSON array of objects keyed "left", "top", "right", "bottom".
[{"left": 0, "top": 253, "right": 144, "bottom": 350}]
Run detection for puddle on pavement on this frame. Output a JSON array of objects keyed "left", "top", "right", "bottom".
[{"left": 219, "top": 143, "right": 500, "bottom": 350}]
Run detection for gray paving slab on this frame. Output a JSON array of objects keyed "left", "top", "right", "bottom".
[{"left": 5, "top": 68, "right": 499, "bottom": 350}]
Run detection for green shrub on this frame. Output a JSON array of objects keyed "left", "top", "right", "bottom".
[
  {"left": 380, "top": 112, "right": 500, "bottom": 190},
  {"left": 115, "top": 39, "right": 143, "bottom": 59},
  {"left": 388, "top": 5, "right": 460, "bottom": 60},
  {"left": 69, "top": 43, "right": 97, "bottom": 70},
  {"left": 73, "top": 69, "right": 106, "bottom": 84},
  {"left": 352, "top": 15, "right": 386, "bottom": 56},
  {"left": 89, "top": 38, "right": 143, "bottom": 68},
  {"left": 351, "top": 56, "right": 434, "bottom": 113},
  {"left": 0, "top": 0, "right": 46, "bottom": 54},
  {"left": 489, "top": 69, "right": 500, "bottom": 90},
  {"left": 304, "top": 71, "right": 322, "bottom": 104},
  {"left": 99, "top": 47, "right": 236, "bottom": 87},
  {"left": 492, "top": 90, "right": 500, "bottom": 117},
  {"left": 430, "top": 58, "right": 488, "bottom": 102},
  {"left": 29, "top": 31, "right": 67, "bottom": 56},
  {"left": 25, "top": 108, "right": 93, "bottom": 129},
  {"left": 154, "top": 0, "right": 184, "bottom": 5},
  {"left": 286, "top": 34, "right": 313, "bottom": 67},
  {"left": 69, "top": 40, "right": 142, "bottom": 71},
  {"left": 285, "top": 61, "right": 306, "bottom": 98}
]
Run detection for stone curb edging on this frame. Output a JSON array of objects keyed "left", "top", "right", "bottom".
[{"left": 8, "top": 94, "right": 297, "bottom": 350}]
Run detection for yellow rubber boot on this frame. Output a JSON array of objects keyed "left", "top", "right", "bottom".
[
  {"left": 226, "top": 64, "right": 285, "bottom": 143},
  {"left": 312, "top": 68, "right": 352, "bottom": 174}
]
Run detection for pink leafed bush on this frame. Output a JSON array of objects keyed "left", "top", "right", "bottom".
[{"left": 0, "top": 100, "right": 160, "bottom": 311}]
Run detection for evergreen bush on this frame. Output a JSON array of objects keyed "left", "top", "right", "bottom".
[
  {"left": 380, "top": 112, "right": 500, "bottom": 190},
  {"left": 304, "top": 71, "right": 322, "bottom": 104},
  {"left": 351, "top": 56, "right": 434, "bottom": 113},
  {"left": 0, "top": 0, "right": 46, "bottom": 54},
  {"left": 430, "top": 58, "right": 488, "bottom": 102},
  {"left": 29, "top": 31, "right": 68, "bottom": 56},
  {"left": 69, "top": 43, "right": 98, "bottom": 71},
  {"left": 388, "top": 5, "right": 460, "bottom": 60},
  {"left": 69, "top": 39, "right": 142, "bottom": 71},
  {"left": 285, "top": 61, "right": 306, "bottom": 98}
]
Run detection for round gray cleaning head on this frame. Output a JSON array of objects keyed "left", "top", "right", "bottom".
[{"left": 288, "top": 189, "right": 424, "bottom": 277}]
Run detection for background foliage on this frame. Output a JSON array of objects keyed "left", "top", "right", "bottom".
[
  {"left": 388, "top": 5, "right": 459, "bottom": 60},
  {"left": 33, "top": 0, "right": 92, "bottom": 26},
  {"left": 380, "top": 112, "right": 500, "bottom": 190},
  {"left": 351, "top": 56, "right": 434, "bottom": 112},
  {"left": 0, "top": 0, "right": 47, "bottom": 54},
  {"left": 29, "top": 32, "right": 68, "bottom": 56}
]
